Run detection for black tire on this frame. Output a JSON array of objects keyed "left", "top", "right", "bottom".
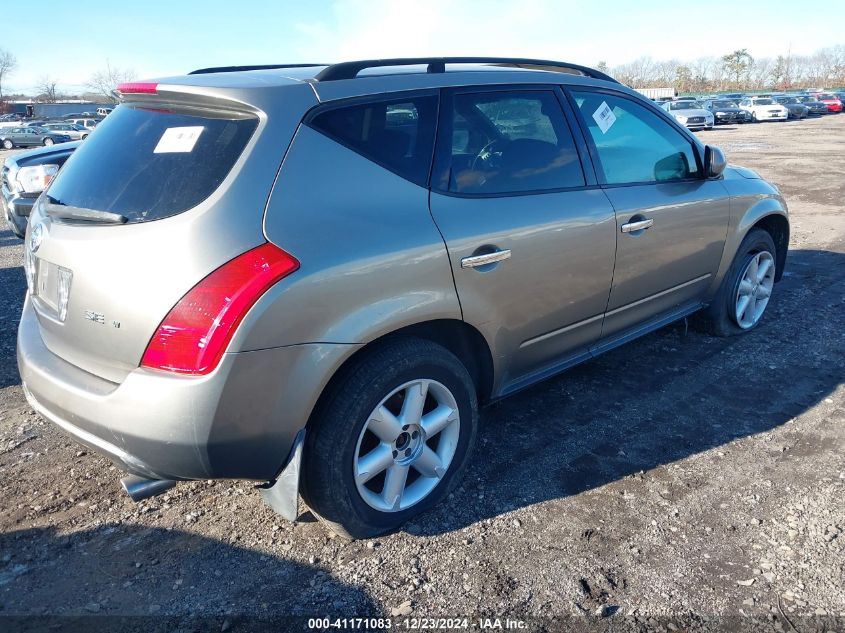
[
  {"left": 692, "top": 228, "right": 777, "bottom": 337},
  {"left": 301, "top": 337, "right": 478, "bottom": 539},
  {"left": 1, "top": 139, "right": 13, "bottom": 150},
  {"left": 751, "top": 112, "right": 758, "bottom": 122},
  {"left": 43, "top": 137, "right": 54, "bottom": 146}
]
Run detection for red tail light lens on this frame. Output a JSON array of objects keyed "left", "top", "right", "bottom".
[
  {"left": 141, "top": 243, "right": 299, "bottom": 375},
  {"left": 116, "top": 82, "right": 159, "bottom": 95}
]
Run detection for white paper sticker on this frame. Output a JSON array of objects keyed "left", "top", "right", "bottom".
[
  {"left": 153, "top": 126, "right": 204, "bottom": 153},
  {"left": 592, "top": 101, "right": 616, "bottom": 134}
]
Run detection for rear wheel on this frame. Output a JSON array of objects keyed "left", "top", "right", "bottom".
[
  {"left": 1, "top": 139, "right": 12, "bottom": 150},
  {"left": 693, "top": 228, "right": 777, "bottom": 337},
  {"left": 301, "top": 338, "right": 478, "bottom": 538}
]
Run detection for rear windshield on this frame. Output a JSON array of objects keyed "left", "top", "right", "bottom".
[{"left": 46, "top": 105, "right": 257, "bottom": 223}]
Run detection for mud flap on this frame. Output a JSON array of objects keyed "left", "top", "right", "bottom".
[{"left": 257, "top": 428, "right": 305, "bottom": 521}]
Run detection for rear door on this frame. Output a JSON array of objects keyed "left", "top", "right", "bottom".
[
  {"left": 567, "top": 89, "right": 730, "bottom": 342},
  {"left": 428, "top": 86, "right": 617, "bottom": 391}
]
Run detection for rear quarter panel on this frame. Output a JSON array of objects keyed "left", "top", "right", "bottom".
[{"left": 242, "top": 125, "right": 462, "bottom": 351}]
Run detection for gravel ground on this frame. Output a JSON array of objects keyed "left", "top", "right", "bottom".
[{"left": 0, "top": 116, "right": 843, "bottom": 633}]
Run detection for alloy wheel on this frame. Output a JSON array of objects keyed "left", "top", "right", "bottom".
[
  {"left": 734, "top": 250, "right": 775, "bottom": 329},
  {"left": 353, "top": 379, "right": 460, "bottom": 512}
]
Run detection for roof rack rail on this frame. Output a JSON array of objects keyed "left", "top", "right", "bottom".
[
  {"left": 189, "top": 64, "right": 326, "bottom": 75},
  {"left": 313, "top": 57, "right": 618, "bottom": 83}
]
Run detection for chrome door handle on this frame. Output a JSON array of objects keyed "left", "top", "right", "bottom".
[
  {"left": 461, "top": 249, "right": 512, "bottom": 268},
  {"left": 621, "top": 218, "right": 654, "bottom": 233}
]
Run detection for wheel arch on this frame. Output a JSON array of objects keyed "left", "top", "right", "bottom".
[
  {"left": 305, "top": 319, "right": 495, "bottom": 431},
  {"left": 750, "top": 213, "right": 789, "bottom": 281}
]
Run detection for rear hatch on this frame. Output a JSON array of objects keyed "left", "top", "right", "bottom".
[{"left": 24, "top": 78, "right": 316, "bottom": 383}]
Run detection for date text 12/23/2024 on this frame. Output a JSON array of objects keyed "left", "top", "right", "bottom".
[{"left": 307, "top": 617, "right": 528, "bottom": 630}]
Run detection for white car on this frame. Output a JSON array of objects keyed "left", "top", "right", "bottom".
[
  {"left": 660, "top": 100, "right": 714, "bottom": 131},
  {"left": 739, "top": 97, "right": 788, "bottom": 122}
]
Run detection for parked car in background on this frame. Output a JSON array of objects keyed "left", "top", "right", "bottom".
[
  {"left": 65, "top": 117, "right": 101, "bottom": 130},
  {"left": 702, "top": 99, "right": 750, "bottom": 124},
  {"left": 23, "top": 120, "right": 51, "bottom": 128},
  {"left": 793, "top": 95, "right": 829, "bottom": 116},
  {"left": 773, "top": 96, "right": 809, "bottom": 119},
  {"left": 739, "top": 97, "right": 788, "bottom": 122},
  {"left": 814, "top": 93, "right": 843, "bottom": 113},
  {"left": 96, "top": 107, "right": 114, "bottom": 116},
  {"left": 660, "top": 100, "right": 715, "bottom": 130},
  {"left": 41, "top": 122, "right": 91, "bottom": 140},
  {"left": 0, "top": 127, "right": 72, "bottom": 149},
  {"left": 2, "top": 141, "right": 80, "bottom": 238},
  {"left": 17, "top": 58, "right": 789, "bottom": 538}
]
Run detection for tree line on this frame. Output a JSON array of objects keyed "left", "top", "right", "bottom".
[
  {"left": 598, "top": 45, "right": 845, "bottom": 93},
  {"left": 0, "top": 48, "right": 135, "bottom": 107}
]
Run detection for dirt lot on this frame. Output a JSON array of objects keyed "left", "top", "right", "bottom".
[{"left": 1, "top": 116, "right": 843, "bottom": 632}]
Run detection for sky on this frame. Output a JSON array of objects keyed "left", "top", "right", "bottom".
[{"left": 3, "top": 0, "right": 844, "bottom": 95}]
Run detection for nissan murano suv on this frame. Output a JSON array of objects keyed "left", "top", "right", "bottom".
[{"left": 17, "top": 58, "right": 789, "bottom": 538}]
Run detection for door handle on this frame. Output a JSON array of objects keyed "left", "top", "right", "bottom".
[
  {"left": 461, "top": 249, "right": 512, "bottom": 268},
  {"left": 621, "top": 218, "right": 654, "bottom": 233}
]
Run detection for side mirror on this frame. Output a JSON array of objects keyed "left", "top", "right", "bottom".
[{"left": 704, "top": 145, "right": 726, "bottom": 178}]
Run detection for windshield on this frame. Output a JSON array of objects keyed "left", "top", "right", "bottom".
[
  {"left": 753, "top": 99, "right": 774, "bottom": 105},
  {"left": 46, "top": 104, "right": 258, "bottom": 224},
  {"left": 712, "top": 100, "right": 737, "bottom": 108},
  {"left": 669, "top": 101, "right": 702, "bottom": 110}
]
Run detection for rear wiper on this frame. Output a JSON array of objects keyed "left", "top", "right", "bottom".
[{"left": 43, "top": 198, "right": 128, "bottom": 225}]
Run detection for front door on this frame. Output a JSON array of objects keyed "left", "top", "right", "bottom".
[
  {"left": 568, "top": 89, "right": 731, "bottom": 341},
  {"left": 428, "top": 87, "right": 617, "bottom": 393}
]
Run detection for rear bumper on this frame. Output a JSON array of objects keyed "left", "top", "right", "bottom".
[{"left": 17, "top": 295, "right": 356, "bottom": 481}]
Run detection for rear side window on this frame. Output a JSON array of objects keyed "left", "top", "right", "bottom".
[
  {"left": 46, "top": 105, "right": 257, "bottom": 223},
  {"left": 439, "top": 90, "right": 585, "bottom": 195},
  {"left": 308, "top": 95, "right": 438, "bottom": 187}
]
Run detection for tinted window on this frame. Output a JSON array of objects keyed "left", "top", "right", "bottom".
[
  {"left": 572, "top": 91, "right": 700, "bottom": 185},
  {"left": 46, "top": 105, "right": 257, "bottom": 223},
  {"left": 309, "top": 95, "right": 437, "bottom": 187},
  {"left": 441, "top": 91, "right": 584, "bottom": 195}
]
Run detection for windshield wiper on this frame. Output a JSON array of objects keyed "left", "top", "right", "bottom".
[{"left": 43, "top": 197, "right": 128, "bottom": 225}]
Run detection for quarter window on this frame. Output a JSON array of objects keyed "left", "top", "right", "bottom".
[
  {"left": 439, "top": 90, "right": 585, "bottom": 195},
  {"left": 308, "top": 95, "right": 438, "bottom": 187},
  {"left": 571, "top": 91, "right": 700, "bottom": 185}
]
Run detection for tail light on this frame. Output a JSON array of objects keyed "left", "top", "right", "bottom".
[
  {"left": 140, "top": 243, "right": 299, "bottom": 375},
  {"left": 116, "top": 82, "right": 159, "bottom": 95}
]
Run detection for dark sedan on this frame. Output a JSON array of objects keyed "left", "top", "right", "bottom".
[
  {"left": 774, "top": 96, "right": 809, "bottom": 119},
  {"left": 702, "top": 99, "right": 750, "bottom": 124},
  {"left": 0, "top": 126, "right": 72, "bottom": 149},
  {"left": 794, "top": 95, "right": 829, "bottom": 116},
  {"left": 2, "top": 141, "right": 80, "bottom": 238}
]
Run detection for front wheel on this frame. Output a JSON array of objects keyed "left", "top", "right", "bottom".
[
  {"left": 301, "top": 338, "right": 478, "bottom": 538},
  {"left": 1, "top": 139, "right": 12, "bottom": 150},
  {"left": 751, "top": 112, "right": 758, "bottom": 122},
  {"left": 43, "top": 137, "right": 54, "bottom": 146},
  {"left": 693, "top": 228, "right": 777, "bottom": 337}
]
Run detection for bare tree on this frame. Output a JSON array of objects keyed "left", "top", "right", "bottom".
[
  {"left": 87, "top": 62, "right": 136, "bottom": 102},
  {"left": 36, "top": 76, "right": 59, "bottom": 103},
  {"left": 722, "top": 49, "right": 754, "bottom": 87},
  {"left": 0, "top": 48, "right": 17, "bottom": 100}
]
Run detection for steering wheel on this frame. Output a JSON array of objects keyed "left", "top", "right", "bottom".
[{"left": 471, "top": 138, "right": 508, "bottom": 172}]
